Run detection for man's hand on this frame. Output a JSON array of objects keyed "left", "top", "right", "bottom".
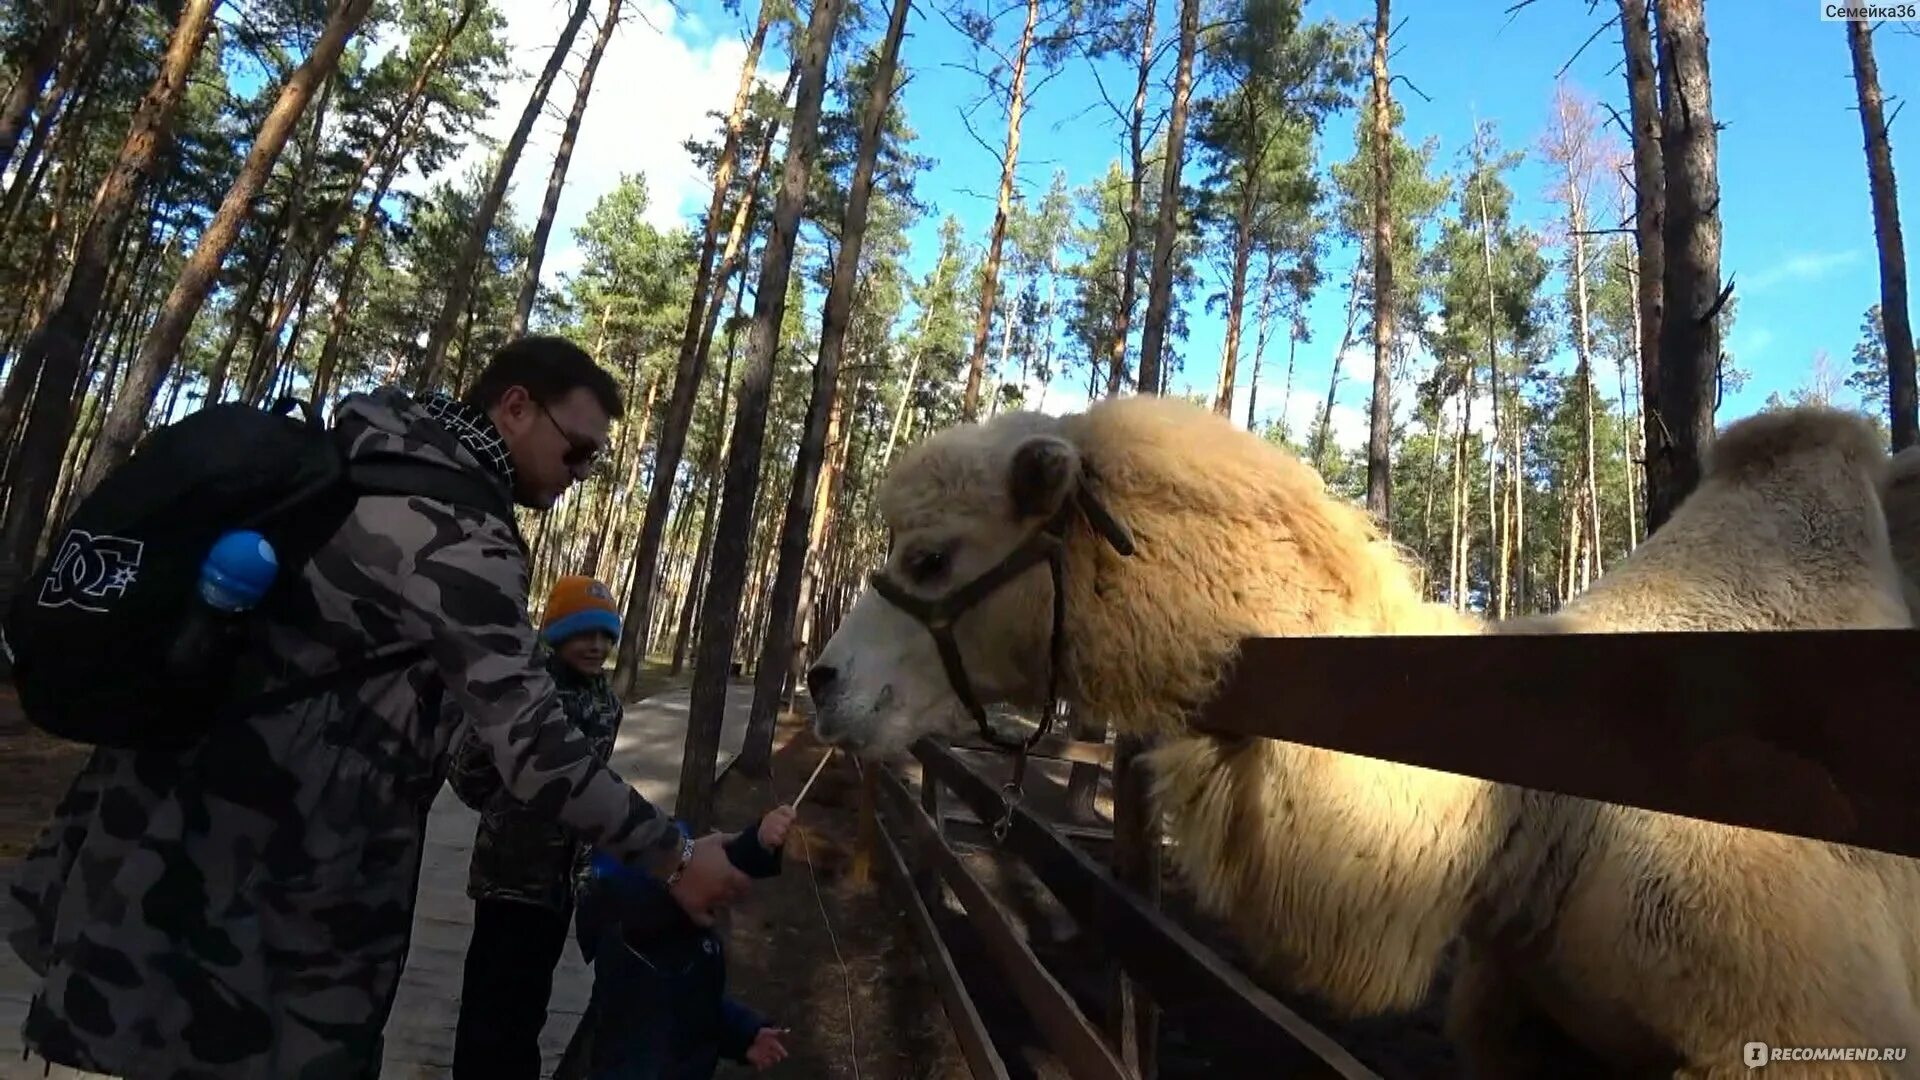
[
  {"left": 757, "top": 804, "right": 796, "bottom": 850},
  {"left": 746, "top": 1027, "right": 789, "bottom": 1069},
  {"left": 667, "top": 832, "right": 750, "bottom": 927}
]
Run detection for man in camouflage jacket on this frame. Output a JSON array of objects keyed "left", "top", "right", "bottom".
[{"left": 5, "top": 337, "right": 750, "bottom": 1079}]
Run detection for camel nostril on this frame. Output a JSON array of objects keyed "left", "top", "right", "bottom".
[{"left": 806, "top": 664, "right": 837, "bottom": 700}]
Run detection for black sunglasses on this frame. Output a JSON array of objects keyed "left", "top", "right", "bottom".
[{"left": 539, "top": 403, "right": 605, "bottom": 469}]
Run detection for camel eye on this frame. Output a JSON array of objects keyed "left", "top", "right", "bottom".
[{"left": 904, "top": 546, "right": 950, "bottom": 584}]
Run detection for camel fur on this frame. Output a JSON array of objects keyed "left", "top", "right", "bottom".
[{"left": 808, "top": 394, "right": 1920, "bottom": 1078}]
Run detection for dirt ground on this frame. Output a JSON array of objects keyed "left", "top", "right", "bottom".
[
  {"left": 0, "top": 683, "right": 92, "bottom": 860},
  {"left": 707, "top": 709, "right": 972, "bottom": 1080}
]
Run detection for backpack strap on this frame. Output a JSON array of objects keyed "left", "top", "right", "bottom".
[
  {"left": 218, "top": 643, "right": 426, "bottom": 722},
  {"left": 216, "top": 459, "right": 525, "bottom": 724},
  {"left": 348, "top": 457, "right": 527, "bottom": 555}
]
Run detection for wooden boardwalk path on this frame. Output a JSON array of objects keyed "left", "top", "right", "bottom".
[{"left": 0, "top": 681, "right": 756, "bottom": 1079}]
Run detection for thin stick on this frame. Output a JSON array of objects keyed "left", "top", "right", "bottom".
[{"left": 792, "top": 747, "right": 834, "bottom": 810}]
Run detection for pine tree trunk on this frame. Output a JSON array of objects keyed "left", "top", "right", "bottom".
[
  {"left": 312, "top": 101, "right": 434, "bottom": 405},
  {"left": 1622, "top": 226, "right": 1644, "bottom": 549},
  {"left": 741, "top": 0, "right": 907, "bottom": 774},
  {"left": 1, "top": 0, "right": 118, "bottom": 239},
  {"left": 0, "top": 0, "right": 216, "bottom": 590},
  {"left": 1136, "top": 0, "right": 1198, "bottom": 397},
  {"left": 262, "top": 0, "right": 479, "bottom": 403},
  {"left": 1246, "top": 253, "right": 1279, "bottom": 431},
  {"left": 1215, "top": 181, "right": 1259, "bottom": 417},
  {"left": 678, "top": 0, "right": 842, "bottom": 832},
  {"left": 80, "top": 0, "right": 373, "bottom": 501},
  {"left": 0, "top": 0, "right": 76, "bottom": 179},
  {"left": 1571, "top": 193, "right": 1604, "bottom": 579},
  {"left": 239, "top": 79, "right": 334, "bottom": 403},
  {"left": 1448, "top": 376, "right": 1471, "bottom": 609},
  {"left": 1511, "top": 394, "right": 1526, "bottom": 611},
  {"left": 1620, "top": 0, "right": 1665, "bottom": 527},
  {"left": 1647, "top": 0, "right": 1722, "bottom": 524},
  {"left": 1365, "top": 0, "right": 1395, "bottom": 524},
  {"left": 1105, "top": 0, "right": 1156, "bottom": 397},
  {"left": 513, "top": 0, "right": 622, "bottom": 336},
  {"left": 962, "top": 0, "right": 1039, "bottom": 421},
  {"left": 610, "top": 62, "right": 794, "bottom": 699},
  {"left": 674, "top": 268, "right": 747, "bottom": 675},
  {"left": 0, "top": 156, "right": 82, "bottom": 460},
  {"left": 1478, "top": 191, "right": 1506, "bottom": 615},
  {"left": 1848, "top": 18, "right": 1916, "bottom": 450},
  {"left": 416, "top": 0, "right": 590, "bottom": 390},
  {"left": 1311, "top": 260, "right": 1365, "bottom": 473}
]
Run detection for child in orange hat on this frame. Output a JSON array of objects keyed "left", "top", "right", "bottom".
[{"left": 448, "top": 573, "right": 627, "bottom": 1079}]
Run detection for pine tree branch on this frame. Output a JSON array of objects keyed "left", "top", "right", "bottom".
[{"left": 1558, "top": 14, "right": 1621, "bottom": 81}]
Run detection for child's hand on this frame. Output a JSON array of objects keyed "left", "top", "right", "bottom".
[
  {"left": 746, "top": 1026, "right": 789, "bottom": 1069},
  {"left": 757, "top": 805, "right": 796, "bottom": 850}
]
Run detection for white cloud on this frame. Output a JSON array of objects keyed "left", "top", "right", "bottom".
[
  {"left": 395, "top": 0, "right": 754, "bottom": 289},
  {"left": 1743, "top": 249, "right": 1863, "bottom": 291}
]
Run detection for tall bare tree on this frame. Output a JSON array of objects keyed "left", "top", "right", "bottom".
[
  {"left": 0, "top": 0, "right": 218, "bottom": 590},
  {"left": 742, "top": 0, "right": 912, "bottom": 775},
  {"left": 1364, "top": 0, "right": 1393, "bottom": 523},
  {"left": 960, "top": 0, "right": 1041, "bottom": 419},
  {"left": 1846, "top": 17, "right": 1916, "bottom": 450},
  {"left": 1105, "top": 0, "right": 1155, "bottom": 396},
  {"left": 1619, "top": 0, "right": 1665, "bottom": 527},
  {"left": 80, "top": 0, "right": 376, "bottom": 498},
  {"left": 1647, "top": 0, "right": 1723, "bottom": 524},
  {"left": 0, "top": 0, "right": 80, "bottom": 178},
  {"left": 677, "top": 0, "right": 844, "bottom": 832},
  {"left": 416, "top": 0, "right": 591, "bottom": 391},
  {"left": 611, "top": 1, "right": 779, "bottom": 697},
  {"left": 1135, "top": 0, "right": 1198, "bottom": 396},
  {"left": 513, "top": 0, "right": 624, "bottom": 336}
]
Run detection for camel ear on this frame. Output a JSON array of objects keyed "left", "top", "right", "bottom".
[{"left": 1008, "top": 435, "right": 1079, "bottom": 520}]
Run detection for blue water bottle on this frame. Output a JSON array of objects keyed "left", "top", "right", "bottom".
[
  {"left": 168, "top": 530, "right": 279, "bottom": 684},
  {"left": 197, "top": 529, "right": 279, "bottom": 612}
]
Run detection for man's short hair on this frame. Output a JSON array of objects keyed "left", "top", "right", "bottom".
[{"left": 463, "top": 335, "right": 624, "bottom": 420}]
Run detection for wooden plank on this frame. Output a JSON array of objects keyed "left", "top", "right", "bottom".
[
  {"left": 876, "top": 768, "right": 1131, "bottom": 1080},
  {"left": 1108, "top": 733, "right": 1161, "bottom": 1079},
  {"left": 914, "top": 738, "right": 1381, "bottom": 1080},
  {"left": 951, "top": 731, "right": 1114, "bottom": 767},
  {"left": 872, "top": 794, "right": 1015, "bottom": 1080},
  {"left": 1193, "top": 630, "right": 1920, "bottom": 859}
]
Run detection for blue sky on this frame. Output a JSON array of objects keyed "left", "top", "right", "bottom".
[
  {"left": 402, "top": 1, "right": 1916, "bottom": 446},
  {"left": 731, "top": 0, "right": 1916, "bottom": 441}
]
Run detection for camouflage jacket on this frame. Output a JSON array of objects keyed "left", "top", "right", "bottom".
[
  {"left": 447, "top": 649, "right": 623, "bottom": 913},
  {"left": 4, "top": 386, "right": 682, "bottom": 1080}
]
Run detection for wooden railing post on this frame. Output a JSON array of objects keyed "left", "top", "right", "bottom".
[
  {"left": 1108, "top": 731, "right": 1161, "bottom": 1078},
  {"left": 916, "top": 765, "right": 942, "bottom": 901}
]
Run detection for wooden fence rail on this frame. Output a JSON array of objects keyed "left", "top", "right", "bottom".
[
  {"left": 1195, "top": 629, "right": 1920, "bottom": 858},
  {"left": 869, "top": 627, "right": 1920, "bottom": 1078},
  {"left": 875, "top": 764, "right": 1133, "bottom": 1079}
]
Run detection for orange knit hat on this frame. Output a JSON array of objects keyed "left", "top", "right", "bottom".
[{"left": 541, "top": 575, "right": 622, "bottom": 645}]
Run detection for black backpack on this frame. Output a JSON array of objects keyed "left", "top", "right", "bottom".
[{"left": 2, "top": 396, "right": 519, "bottom": 749}]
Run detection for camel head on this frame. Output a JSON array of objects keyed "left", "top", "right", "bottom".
[
  {"left": 808, "top": 394, "right": 1475, "bottom": 757},
  {"left": 808, "top": 408, "right": 1130, "bottom": 757}
]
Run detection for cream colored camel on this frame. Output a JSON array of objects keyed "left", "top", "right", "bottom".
[{"left": 809, "top": 395, "right": 1920, "bottom": 1078}]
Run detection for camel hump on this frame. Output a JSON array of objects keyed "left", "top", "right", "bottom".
[{"left": 1704, "top": 404, "right": 1887, "bottom": 483}]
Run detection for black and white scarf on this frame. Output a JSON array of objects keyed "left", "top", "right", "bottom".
[{"left": 419, "top": 392, "right": 515, "bottom": 488}]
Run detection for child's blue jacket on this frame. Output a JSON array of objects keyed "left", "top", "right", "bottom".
[{"left": 571, "top": 821, "right": 783, "bottom": 1079}]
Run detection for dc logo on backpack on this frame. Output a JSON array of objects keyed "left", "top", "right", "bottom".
[{"left": 37, "top": 529, "right": 144, "bottom": 613}]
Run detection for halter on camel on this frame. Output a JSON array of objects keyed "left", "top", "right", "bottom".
[{"left": 868, "top": 468, "right": 1135, "bottom": 839}]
